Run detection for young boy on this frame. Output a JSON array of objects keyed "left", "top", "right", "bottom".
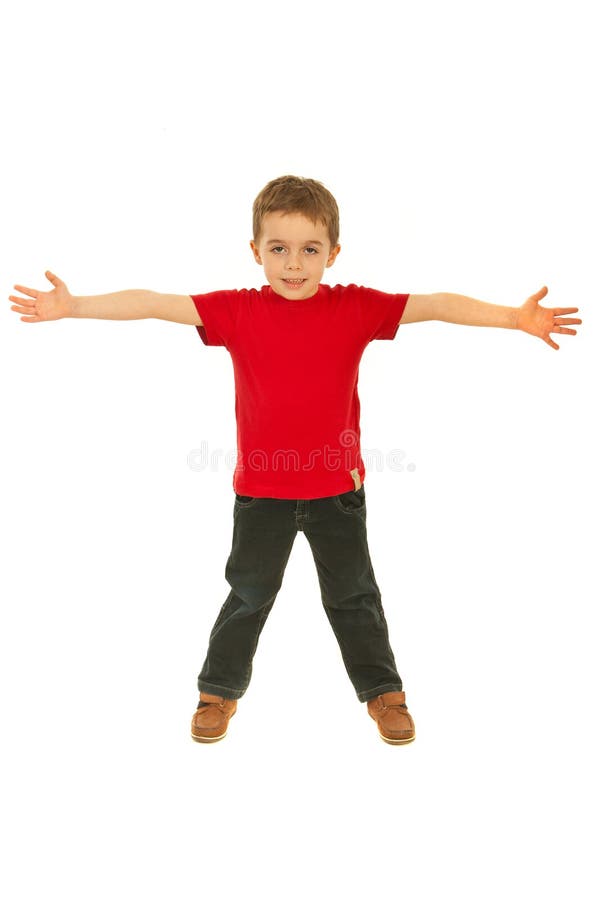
[{"left": 9, "top": 175, "right": 581, "bottom": 746}]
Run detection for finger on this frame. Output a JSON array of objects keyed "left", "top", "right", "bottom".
[
  {"left": 20, "top": 315, "right": 40, "bottom": 323},
  {"left": 545, "top": 336, "right": 559, "bottom": 350},
  {"left": 13, "top": 284, "right": 39, "bottom": 299},
  {"left": 45, "top": 270, "right": 63, "bottom": 286},
  {"left": 531, "top": 285, "right": 548, "bottom": 300},
  {"left": 552, "top": 327, "right": 577, "bottom": 336},
  {"left": 11, "top": 304, "right": 36, "bottom": 315},
  {"left": 553, "top": 307, "right": 579, "bottom": 315},
  {"left": 554, "top": 317, "right": 581, "bottom": 325},
  {"left": 9, "top": 296, "right": 36, "bottom": 306}
]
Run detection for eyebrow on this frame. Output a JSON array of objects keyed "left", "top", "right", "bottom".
[{"left": 266, "top": 239, "right": 324, "bottom": 246}]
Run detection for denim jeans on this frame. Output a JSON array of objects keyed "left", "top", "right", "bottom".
[{"left": 197, "top": 483, "right": 403, "bottom": 703}]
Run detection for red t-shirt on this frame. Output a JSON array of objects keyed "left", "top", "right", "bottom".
[{"left": 190, "top": 283, "right": 408, "bottom": 499}]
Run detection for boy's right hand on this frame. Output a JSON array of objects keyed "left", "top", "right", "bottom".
[{"left": 9, "top": 271, "right": 75, "bottom": 322}]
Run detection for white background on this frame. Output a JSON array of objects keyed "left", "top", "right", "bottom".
[{"left": 1, "top": 0, "right": 600, "bottom": 897}]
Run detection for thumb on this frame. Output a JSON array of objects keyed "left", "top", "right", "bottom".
[
  {"left": 45, "top": 270, "right": 64, "bottom": 287},
  {"left": 530, "top": 285, "right": 548, "bottom": 303}
]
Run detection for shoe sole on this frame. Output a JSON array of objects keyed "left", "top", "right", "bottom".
[
  {"left": 191, "top": 729, "right": 228, "bottom": 743},
  {"left": 379, "top": 733, "right": 416, "bottom": 745},
  {"left": 192, "top": 728, "right": 414, "bottom": 744}
]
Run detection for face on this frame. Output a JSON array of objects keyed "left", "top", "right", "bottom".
[{"left": 250, "top": 211, "right": 341, "bottom": 300}]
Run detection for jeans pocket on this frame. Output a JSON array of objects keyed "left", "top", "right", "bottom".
[
  {"left": 334, "top": 484, "right": 366, "bottom": 513},
  {"left": 234, "top": 494, "right": 258, "bottom": 508}
]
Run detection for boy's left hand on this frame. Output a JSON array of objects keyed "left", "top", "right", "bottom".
[{"left": 517, "top": 286, "right": 581, "bottom": 350}]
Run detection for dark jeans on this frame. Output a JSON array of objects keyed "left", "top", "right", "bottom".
[{"left": 197, "top": 483, "right": 403, "bottom": 703}]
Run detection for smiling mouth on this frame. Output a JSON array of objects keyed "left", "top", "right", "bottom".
[{"left": 283, "top": 278, "right": 306, "bottom": 285}]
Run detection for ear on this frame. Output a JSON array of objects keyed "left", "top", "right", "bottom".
[
  {"left": 249, "top": 240, "right": 262, "bottom": 265},
  {"left": 325, "top": 244, "right": 341, "bottom": 268}
]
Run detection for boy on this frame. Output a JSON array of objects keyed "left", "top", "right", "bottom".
[{"left": 9, "top": 175, "right": 581, "bottom": 745}]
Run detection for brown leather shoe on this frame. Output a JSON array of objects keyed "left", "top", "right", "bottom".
[
  {"left": 191, "top": 692, "right": 237, "bottom": 743},
  {"left": 367, "top": 691, "right": 415, "bottom": 744}
]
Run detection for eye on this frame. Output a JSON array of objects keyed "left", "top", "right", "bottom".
[
  {"left": 271, "top": 246, "right": 286, "bottom": 254},
  {"left": 305, "top": 247, "right": 318, "bottom": 254}
]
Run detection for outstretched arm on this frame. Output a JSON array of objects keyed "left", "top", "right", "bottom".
[
  {"left": 9, "top": 271, "right": 203, "bottom": 326},
  {"left": 401, "top": 286, "right": 581, "bottom": 350}
]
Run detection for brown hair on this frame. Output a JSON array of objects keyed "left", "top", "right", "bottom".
[{"left": 252, "top": 175, "right": 340, "bottom": 249}]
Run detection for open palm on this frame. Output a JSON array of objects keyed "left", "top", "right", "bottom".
[
  {"left": 517, "top": 286, "right": 581, "bottom": 350},
  {"left": 9, "top": 270, "right": 75, "bottom": 323}
]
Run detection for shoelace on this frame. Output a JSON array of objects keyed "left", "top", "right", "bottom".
[{"left": 377, "top": 701, "right": 409, "bottom": 718}]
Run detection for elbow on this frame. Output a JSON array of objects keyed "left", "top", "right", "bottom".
[{"left": 430, "top": 291, "right": 448, "bottom": 322}]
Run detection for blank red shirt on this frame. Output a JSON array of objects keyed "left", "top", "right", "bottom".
[{"left": 190, "top": 283, "right": 408, "bottom": 499}]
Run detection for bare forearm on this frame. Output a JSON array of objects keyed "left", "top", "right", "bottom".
[
  {"left": 71, "top": 289, "right": 162, "bottom": 320},
  {"left": 10, "top": 272, "right": 201, "bottom": 325},
  {"left": 433, "top": 292, "right": 519, "bottom": 329}
]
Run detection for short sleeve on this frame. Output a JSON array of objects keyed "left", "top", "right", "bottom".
[
  {"left": 189, "top": 289, "right": 241, "bottom": 347},
  {"left": 353, "top": 285, "right": 409, "bottom": 341}
]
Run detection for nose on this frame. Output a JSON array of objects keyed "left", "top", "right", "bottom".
[{"left": 285, "top": 252, "right": 303, "bottom": 271}]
